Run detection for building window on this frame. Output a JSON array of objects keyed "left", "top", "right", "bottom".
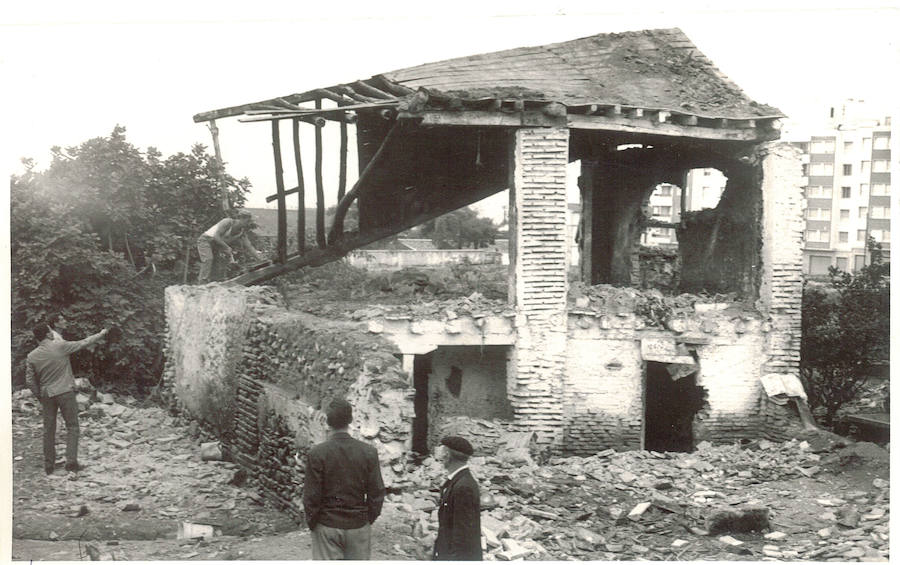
[
  {"left": 871, "top": 205, "right": 890, "bottom": 219},
  {"left": 841, "top": 186, "right": 851, "bottom": 198},
  {"left": 873, "top": 160, "right": 890, "bottom": 173},
  {"left": 860, "top": 183, "right": 869, "bottom": 197},
  {"left": 857, "top": 229, "right": 867, "bottom": 242},
  {"left": 843, "top": 164, "right": 852, "bottom": 175},
  {"left": 839, "top": 231, "right": 849, "bottom": 243},
  {"left": 872, "top": 183, "right": 890, "bottom": 196},
  {"left": 844, "top": 141, "right": 853, "bottom": 152},
  {"left": 861, "top": 161, "right": 871, "bottom": 175},
  {"left": 652, "top": 206, "right": 672, "bottom": 217},
  {"left": 809, "top": 255, "right": 832, "bottom": 275},
  {"left": 807, "top": 208, "right": 832, "bottom": 220},
  {"left": 859, "top": 207, "right": 868, "bottom": 219},
  {"left": 840, "top": 209, "right": 850, "bottom": 220},
  {"left": 810, "top": 163, "right": 834, "bottom": 176},
  {"left": 807, "top": 229, "right": 830, "bottom": 243},
  {"left": 836, "top": 257, "right": 848, "bottom": 271},
  {"left": 854, "top": 255, "right": 866, "bottom": 271},
  {"left": 703, "top": 170, "right": 712, "bottom": 176},
  {"left": 873, "top": 136, "right": 890, "bottom": 150},
  {"left": 811, "top": 140, "right": 835, "bottom": 153},
  {"left": 870, "top": 229, "right": 890, "bottom": 242},
  {"left": 657, "top": 185, "right": 672, "bottom": 196},
  {"left": 807, "top": 186, "right": 833, "bottom": 198},
  {"left": 801, "top": 163, "right": 809, "bottom": 177}
]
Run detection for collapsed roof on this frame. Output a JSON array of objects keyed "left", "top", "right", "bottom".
[{"left": 195, "top": 28, "right": 783, "bottom": 132}]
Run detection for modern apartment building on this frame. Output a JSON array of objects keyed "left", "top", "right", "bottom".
[
  {"left": 640, "top": 169, "right": 728, "bottom": 247},
  {"left": 789, "top": 100, "right": 893, "bottom": 275}
]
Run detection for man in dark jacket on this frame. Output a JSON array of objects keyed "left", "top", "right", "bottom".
[
  {"left": 303, "top": 399, "right": 385, "bottom": 559},
  {"left": 433, "top": 436, "right": 482, "bottom": 560}
]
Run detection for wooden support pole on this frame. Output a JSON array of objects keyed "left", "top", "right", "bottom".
[
  {"left": 314, "top": 99, "right": 326, "bottom": 249},
  {"left": 292, "top": 118, "right": 306, "bottom": 253},
  {"left": 327, "top": 122, "right": 399, "bottom": 243},
  {"left": 271, "top": 121, "right": 288, "bottom": 264},
  {"left": 338, "top": 121, "right": 348, "bottom": 201},
  {"left": 208, "top": 119, "right": 230, "bottom": 211}
]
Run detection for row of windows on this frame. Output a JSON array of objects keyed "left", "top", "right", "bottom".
[
  {"left": 808, "top": 206, "right": 892, "bottom": 221},
  {"left": 807, "top": 183, "right": 892, "bottom": 199},
  {"left": 806, "top": 229, "right": 890, "bottom": 244},
  {"left": 810, "top": 136, "right": 890, "bottom": 154},
  {"left": 807, "top": 160, "right": 890, "bottom": 176}
]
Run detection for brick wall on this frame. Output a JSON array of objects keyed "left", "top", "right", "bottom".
[
  {"left": 510, "top": 127, "right": 570, "bottom": 449},
  {"left": 758, "top": 142, "right": 806, "bottom": 432}
]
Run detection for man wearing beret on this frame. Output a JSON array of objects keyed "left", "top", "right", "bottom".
[
  {"left": 433, "top": 436, "right": 482, "bottom": 560},
  {"left": 303, "top": 399, "right": 385, "bottom": 559}
]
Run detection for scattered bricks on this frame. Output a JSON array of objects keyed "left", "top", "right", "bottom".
[
  {"left": 816, "top": 498, "right": 845, "bottom": 507},
  {"left": 836, "top": 507, "right": 861, "bottom": 528},
  {"left": 872, "top": 478, "right": 889, "bottom": 489},
  {"left": 573, "top": 527, "right": 603, "bottom": 545},
  {"left": 671, "top": 539, "right": 689, "bottom": 548},
  {"left": 498, "top": 538, "right": 529, "bottom": 560},
  {"left": 200, "top": 442, "right": 223, "bottom": 461},
  {"left": 817, "top": 527, "right": 832, "bottom": 538},
  {"left": 121, "top": 503, "right": 141, "bottom": 512}
]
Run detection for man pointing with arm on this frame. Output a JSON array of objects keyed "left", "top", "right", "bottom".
[{"left": 26, "top": 323, "right": 107, "bottom": 475}]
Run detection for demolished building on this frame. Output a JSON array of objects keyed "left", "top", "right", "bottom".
[{"left": 165, "top": 28, "right": 807, "bottom": 513}]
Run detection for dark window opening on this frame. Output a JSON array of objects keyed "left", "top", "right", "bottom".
[{"left": 412, "top": 352, "right": 433, "bottom": 455}]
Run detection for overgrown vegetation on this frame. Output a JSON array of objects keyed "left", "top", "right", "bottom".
[
  {"left": 800, "top": 238, "right": 890, "bottom": 427},
  {"left": 11, "top": 126, "right": 251, "bottom": 392}
]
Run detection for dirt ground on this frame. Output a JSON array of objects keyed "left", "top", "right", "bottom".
[{"left": 11, "top": 394, "right": 889, "bottom": 561}]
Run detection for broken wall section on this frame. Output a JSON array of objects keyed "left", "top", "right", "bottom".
[{"left": 164, "top": 285, "right": 415, "bottom": 520}]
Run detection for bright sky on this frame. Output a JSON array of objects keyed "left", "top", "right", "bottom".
[{"left": 3, "top": 1, "right": 898, "bottom": 215}]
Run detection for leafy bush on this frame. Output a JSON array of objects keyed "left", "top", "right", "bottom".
[
  {"left": 11, "top": 126, "right": 252, "bottom": 391},
  {"left": 800, "top": 238, "right": 890, "bottom": 426}
]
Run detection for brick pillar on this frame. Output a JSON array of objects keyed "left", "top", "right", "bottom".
[
  {"left": 758, "top": 142, "right": 806, "bottom": 436},
  {"left": 509, "top": 127, "right": 569, "bottom": 449},
  {"left": 759, "top": 142, "right": 804, "bottom": 376}
]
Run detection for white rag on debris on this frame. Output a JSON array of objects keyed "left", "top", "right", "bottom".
[{"left": 759, "top": 373, "right": 807, "bottom": 405}]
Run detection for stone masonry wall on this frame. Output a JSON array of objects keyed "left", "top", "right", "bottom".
[
  {"left": 165, "top": 285, "right": 414, "bottom": 520},
  {"left": 510, "top": 127, "right": 570, "bottom": 449},
  {"left": 758, "top": 142, "right": 806, "bottom": 437}
]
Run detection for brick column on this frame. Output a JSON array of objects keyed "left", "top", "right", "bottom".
[
  {"left": 509, "top": 127, "right": 569, "bottom": 449},
  {"left": 759, "top": 142, "right": 804, "bottom": 376}
]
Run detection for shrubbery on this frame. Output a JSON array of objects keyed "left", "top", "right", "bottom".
[
  {"left": 11, "top": 126, "right": 251, "bottom": 392},
  {"left": 800, "top": 238, "right": 890, "bottom": 426}
]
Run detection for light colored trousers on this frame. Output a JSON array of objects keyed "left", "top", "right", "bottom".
[{"left": 311, "top": 523, "right": 372, "bottom": 560}]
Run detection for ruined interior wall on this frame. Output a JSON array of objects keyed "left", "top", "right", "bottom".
[
  {"left": 678, "top": 160, "right": 762, "bottom": 298},
  {"left": 564, "top": 331, "right": 644, "bottom": 454},
  {"left": 757, "top": 142, "right": 806, "bottom": 437},
  {"left": 509, "top": 127, "right": 569, "bottom": 449},
  {"left": 563, "top": 289, "right": 776, "bottom": 453},
  {"left": 427, "top": 346, "right": 513, "bottom": 449}
]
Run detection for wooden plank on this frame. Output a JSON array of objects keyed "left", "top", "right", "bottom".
[
  {"left": 237, "top": 100, "right": 398, "bottom": 122},
  {"left": 265, "top": 185, "right": 301, "bottom": 203},
  {"left": 194, "top": 91, "right": 325, "bottom": 122},
  {"left": 338, "top": 122, "right": 348, "bottom": 201},
  {"left": 352, "top": 80, "right": 395, "bottom": 99},
  {"left": 314, "top": 99, "right": 326, "bottom": 249},
  {"left": 402, "top": 110, "right": 562, "bottom": 128},
  {"left": 567, "top": 114, "right": 778, "bottom": 142},
  {"left": 271, "top": 121, "right": 287, "bottom": 264},
  {"left": 369, "top": 75, "right": 416, "bottom": 97},
  {"left": 292, "top": 118, "right": 306, "bottom": 253}
]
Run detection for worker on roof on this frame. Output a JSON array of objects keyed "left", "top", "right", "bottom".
[{"left": 196, "top": 211, "right": 262, "bottom": 283}]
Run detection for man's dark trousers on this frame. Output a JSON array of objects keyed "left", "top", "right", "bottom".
[{"left": 40, "top": 391, "right": 79, "bottom": 473}]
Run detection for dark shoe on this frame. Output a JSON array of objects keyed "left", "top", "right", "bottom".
[
  {"left": 65, "top": 463, "right": 87, "bottom": 473},
  {"left": 45, "top": 466, "right": 55, "bottom": 475}
]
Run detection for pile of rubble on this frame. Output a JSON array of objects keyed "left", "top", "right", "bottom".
[{"left": 384, "top": 438, "right": 889, "bottom": 561}]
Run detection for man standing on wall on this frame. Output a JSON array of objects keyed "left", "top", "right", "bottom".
[
  {"left": 196, "top": 211, "right": 261, "bottom": 283},
  {"left": 433, "top": 436, "right": 482, "bottom": 561},
  {"left": 26, "top": 323, "right": 108, "bottom": 475},
  {"left": 303, "top": 399, "right": 385, "bottom": 560}
]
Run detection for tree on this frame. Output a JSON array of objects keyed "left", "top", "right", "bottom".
[
  {"left": 421, "top": 207, "right": 498, "bottom": 249},
  {"left": 10, "top": 126, "right": 252, "bottom": 391},
  {"left": 800, "top": 238, "right": 890, "bottom": 426}
]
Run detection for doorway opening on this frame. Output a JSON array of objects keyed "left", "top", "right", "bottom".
[{"left": 644, "top": 361, "right": 706, "bottom": 452}]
